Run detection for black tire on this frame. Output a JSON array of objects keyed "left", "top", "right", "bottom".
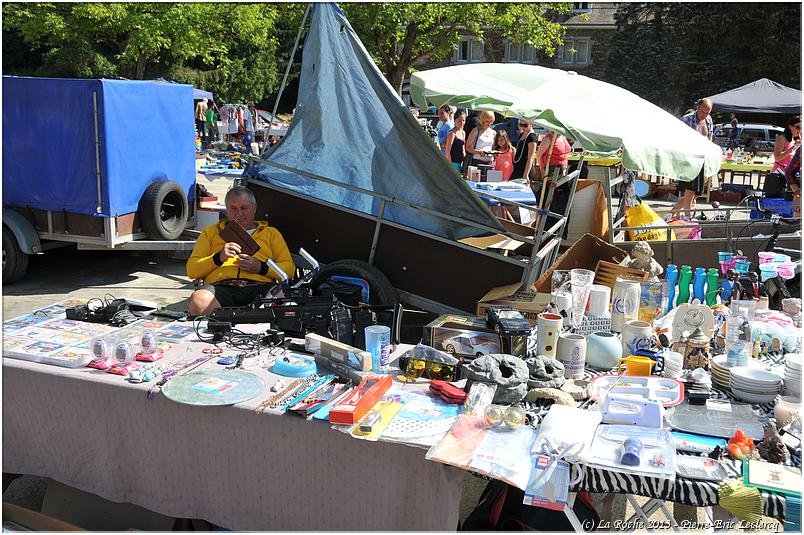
[
  {"left": 2, "top": 229, "right": 29, "bottom": 284},
  {"left": 312, "top": 259, "right": 399, "bottom": 305},
  {"left": 139, "top": 180, "right": 189, "bottom": 240}
]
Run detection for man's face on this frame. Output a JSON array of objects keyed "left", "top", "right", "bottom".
[
  {"left": 697, "top": 103, "right": 712, "bottom": 121},
  {"left": 226, "top": 194, "right": 257, "bottom": 228}
]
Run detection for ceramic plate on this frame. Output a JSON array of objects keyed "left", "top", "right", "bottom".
[{"left": 786, "top": 353, "right": 801, "bottom": 370}]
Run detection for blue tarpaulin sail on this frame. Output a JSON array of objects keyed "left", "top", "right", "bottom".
[
  {"left": 245, "top": 3, "right": 503, "bottom": 241},
  {"left": 3, "top": 76, "right": 196, "bottom": 216}
]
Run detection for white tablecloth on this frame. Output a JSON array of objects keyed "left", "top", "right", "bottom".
[{"left": 2, "top": 343, "right": 463, "bottom": 530}]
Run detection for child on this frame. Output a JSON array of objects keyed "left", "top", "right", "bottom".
[{"left": 493, "top": 130, "right": 515, "bottom": 180}]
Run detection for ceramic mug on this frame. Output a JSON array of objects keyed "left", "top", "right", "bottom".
[
  {"left": 556, "top": 333, "right": 587, "bottom": 379},
  {"left": 621, "top": 320, "right": 658, "bottom": 357},
  {"left": 551, "top": 290, "right": 572, "bottom": 327},
  {"left": 587, "top": 284, "right": 612, "bottom": 317},
  {"left": 536, "top": 313, "right": 564, "bottom": 358},
  {"left": 617, "top": 355, "right": 656, "bottom": 376},
  {"left": 611, "top": 280, "right": 641, "bottom": 333},
  {"left": 585, "top": 331, "right": 621, "bottom": 370}
]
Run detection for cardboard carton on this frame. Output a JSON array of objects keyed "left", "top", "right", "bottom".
[{"left": 476, "top": 234, "right": 628, "bottom": 326}]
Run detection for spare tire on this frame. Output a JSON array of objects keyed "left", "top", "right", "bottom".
[
  {"left": 139, "top": 180, "right": 189, "bottom": 240},
  {"left": 312, "top": 259, "right": 399, "bottom": 305}
]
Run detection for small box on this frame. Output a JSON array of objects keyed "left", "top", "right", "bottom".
[
  {"left": 329, "top": 373, "right": 392, "bottom": 425},
  {"left": 305, "top": 333, "right": 372, "bottom": 371},
  {"left": 426, "top": 315, "right": 501, "bottom": 359},
  {"left": 476, "top": 283, "right": 551, "bottom": 327},
  {"left": 314, "top": 354, "right": 370, "bottom": 384}
]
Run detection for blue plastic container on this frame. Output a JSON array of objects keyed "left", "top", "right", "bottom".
[
  {"left": 717, "top": 252, "right": 733, "bottom": 263},
  {"left": 759, "top": 263, "right": 778, "bottom": 281},
  {"left": 749, "top": 198, "right": 794, "bottom": 221},
  {"left": 735, "top": 259, "right": 751, "bottom": 273}
]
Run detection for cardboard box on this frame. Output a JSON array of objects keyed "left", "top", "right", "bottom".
[
  {"left": 425, "top": 315, "right": 501, "bottom": 357},
  {"left": 476, "top": 234, "right": 628, "bottom": 326},
  {"left": 329, "top": 373, "right": 392, "bottom": 425},
  {"left": 476, "top": 283, "right": 552, "bottom": 327},
  {"left": 532, "top": 233, "right": 628, "bottom": 293},
  {"left": 305, "top": 333, "right": 372, "bottom": 371}
]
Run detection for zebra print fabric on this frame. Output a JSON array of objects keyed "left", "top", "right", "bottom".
[{"left": 520, "top": 330, "right": 796, "bottom": 518}]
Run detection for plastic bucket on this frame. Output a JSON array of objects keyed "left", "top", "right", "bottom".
[
  {"left": 757, "top": 252, "right": 776, "bottom": 265},
  {"left": 720, "top": 259, "right": 736, "bottom": 275},
  {"left": 718, "top": 252, "right": 734, "bottom": 263},
  {"left": 777, "top": 261, "right": 796, "bottom": 280},
  {"left": 759, "top": 263, "right": 778, "bottom": 281},
  {"left": 735, "top": 259, "right": 751, "bottom": 273},
  {"left": 771, "top": 254, "right": 791, "bottom": 264}
]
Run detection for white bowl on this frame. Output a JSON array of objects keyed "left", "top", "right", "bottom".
[
  {"left": 786, "top": 353, "right": 801, "bottom": 370},
  {"left": 731, "top": 388, "right": 779, "bottom": 404},
  {"left": 730, "top": 376, "right": 781, "bottom": 390},
  {"left": 731, "top": 367, "right": 785, "bottom": 385}
]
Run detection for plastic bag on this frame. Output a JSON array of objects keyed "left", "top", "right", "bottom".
[
  {"left": 667, "top": 218, "right": 701, "bottom": 240},
  {"left": 626, "top": 202, "right": 675, "bottom": 241}
]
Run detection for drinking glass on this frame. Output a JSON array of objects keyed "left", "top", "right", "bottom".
[{"left": 569, "top": 269, "right": 595, "bottom": 330}]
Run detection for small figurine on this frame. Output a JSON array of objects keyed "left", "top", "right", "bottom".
[
  {"left": 757, "top": 423, "right": 790, "bottom": 464},
  {"left": 739, "top": 272, "right": 767, "bottom": 301},
  {"left": 720, "top": 269, "right": 739, "bottom": 304},
  {"left": 682, "top": 327, "right": 712, "bottom": 370},
  {"left": 708, "top": 445, "right": 724, "bottom": 460},
  {"left": 782, "top": 298, "right": 802, "bottom": 328},
  {"left": 623, "top": 241, "right": 664, "bottom": 279}
]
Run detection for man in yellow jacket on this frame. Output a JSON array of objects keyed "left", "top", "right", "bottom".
[{"left": 187, "top": 186, "right": 295, "bottom": 315}]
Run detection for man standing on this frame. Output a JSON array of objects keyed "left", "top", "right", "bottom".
[
  {"left": 186, "top": 186, "right": 295, "bottom": 315},
  {"left": 728, "top": 112, "right": 739, "bottom": 148},
  {"left": 672, "top": 98, "right": 713, "bottom": 218},
  {"left": 243, "top": 101, "right": 257, "bottom": 154}
]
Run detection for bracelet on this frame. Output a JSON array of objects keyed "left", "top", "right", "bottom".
[{"left": 255, "top": 375, "right": 320, "bottom": 414}]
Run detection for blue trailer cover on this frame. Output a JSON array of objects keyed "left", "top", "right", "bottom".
[{"left": 3, "top": 76, "right": 195, "bottom": 217}]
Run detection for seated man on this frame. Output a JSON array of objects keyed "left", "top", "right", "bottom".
[{"left": 187, "top": 186, "right": 295, "bottom": 315}]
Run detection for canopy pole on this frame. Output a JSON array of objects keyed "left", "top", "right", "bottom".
[{"left": 263, "top": 3, "right": 311, "bottom": 155}]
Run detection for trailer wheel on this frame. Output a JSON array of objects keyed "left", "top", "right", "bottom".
[
  {"left": 312, "top": 259, "right": 399, "bottom": 305},
  {"left": 139, "top": 180, "right": 188, "bottom": 240},
  {"left": 2, "top": 228, "right": 29, "bottom": 284}
]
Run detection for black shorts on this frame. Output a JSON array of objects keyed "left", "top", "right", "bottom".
[
  {"left": 198, "top": 283, "right": 273, "bottom": 308},
  {"left": 677, "top": 168, "right": 705, "bottom": 195}
]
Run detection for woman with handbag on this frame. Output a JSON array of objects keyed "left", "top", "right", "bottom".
[{"left": 765, "top": 116, "right": 802, "bottom": 198}]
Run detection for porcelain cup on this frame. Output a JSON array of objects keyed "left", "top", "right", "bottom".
[
  {"left": 621, "top": 320, "right": 657, "bottom": 357},
  {"left": 556, "top": 333, "right": 587, "bottom": 379},
  {"left": 536, "top": 313, "right": 564, "bottom": 358}
]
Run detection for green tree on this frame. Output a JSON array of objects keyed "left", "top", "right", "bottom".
[
  {"left": 605, "top": 3, "right": 801, "bottom": 113},
  {"left": 342, "top": 3, "right": 571, "bottom": 95},
  {"left": 2, "top": 2, "right": 295, "bottom": 102}
]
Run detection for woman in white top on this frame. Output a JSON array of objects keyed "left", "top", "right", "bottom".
[{"left": 465, "top": 110, "right": 496, "bottom": 170}]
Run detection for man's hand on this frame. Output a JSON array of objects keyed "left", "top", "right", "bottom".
[
  {"left": 235, "top": 254, "right": 262, "bottom": 274},
  {"left": 220, "top": 242, "right": 242, "bottom": 261}
]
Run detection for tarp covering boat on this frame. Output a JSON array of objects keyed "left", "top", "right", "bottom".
[{"left": 245, "top": 3, "right": 503, "bottom": 240}]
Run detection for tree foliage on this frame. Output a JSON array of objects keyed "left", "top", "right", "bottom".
[
  {"left": 342, "top": 3, "right": 572, "bottom": 95},
  {"left": 2, "top": 2, "right": 301, "bottom": 102},
  {"left": 604, "top": 3, "right": 801, "bottom": 114}
]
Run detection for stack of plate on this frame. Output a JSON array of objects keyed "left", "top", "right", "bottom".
[
  {"left": 784, "top": 353, "right": 801, "bottom": 398},
  {"left": 730, "top": 367, "right": 783, "bottom": 404},
  {"left": 710, "top": 355, "right": 769, "bottom": 392},
  {"left": 710, "top": 355, "right": 733, "bottom": 390}
]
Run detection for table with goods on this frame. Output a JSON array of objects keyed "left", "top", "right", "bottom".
[{"left": 2, "top": 239, "right": 801, "bottom": 532}]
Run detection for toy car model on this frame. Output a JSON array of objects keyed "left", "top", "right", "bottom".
[
  {"left": 485, "top": 306, "right": 532, "bottom": 336},
  {"left": 441, "top": 333, "right": 500, "bottom": 356}
]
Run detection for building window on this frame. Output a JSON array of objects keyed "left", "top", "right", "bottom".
[
  {"left": 560, "top": 39, "right": 590, "bottom": 65},
  {"left": 504, "top": 40, "right": 537, "bottom": 64},
  {"left": 572, "top": 2, "right": 591, "bottom": 12},
  {"left": 455, "top": 36, "right": 484, "bottom": 63}
]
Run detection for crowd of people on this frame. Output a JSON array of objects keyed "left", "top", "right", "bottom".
[{"left": 195, "top": 99, "right": 269, "bottom": 153}]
